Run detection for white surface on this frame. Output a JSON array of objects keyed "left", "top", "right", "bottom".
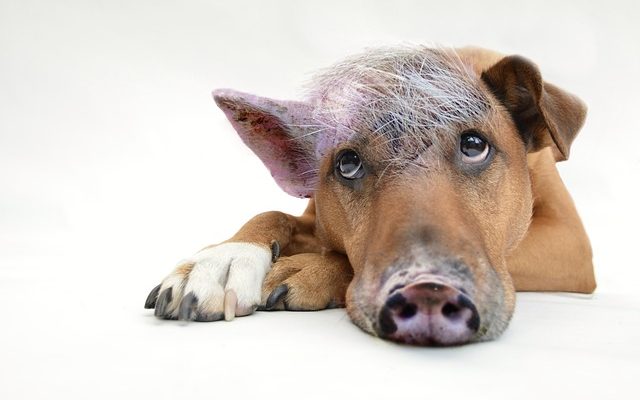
[{"left": 1, "top": 0, "right": 639, "bottom": 399}]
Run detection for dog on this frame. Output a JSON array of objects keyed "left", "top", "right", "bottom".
[{"left": 144, "top": 46, "right": 596, "bottom": 346}]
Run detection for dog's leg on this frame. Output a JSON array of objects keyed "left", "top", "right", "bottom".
[
  {"left": 146, "top": 201, "right": 325, "bottom": 320},
  {"left": 507, "top": 148, "right": 597, "bottom": 293},
  {"left": 507, "top": 219, "right": 596, "bottom": 293},
  {"left": 261, "top": 252, "right": 353, "bottom": 311}
]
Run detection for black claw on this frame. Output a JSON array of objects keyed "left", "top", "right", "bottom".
[
  {"left": 265, "top": 284, "right": 289, "bottom": 310},
  {"left": 144, "top": 284, "right": 162, "bottom": 309},
  {"left": 178, "top": 292, "right": 198, "bottom": 321},
  {"left": 271, "top": 240, "right": 280, "bottom": 262},
  {"left": 154, "top": 288, "right": 173, "bottom": 318}
]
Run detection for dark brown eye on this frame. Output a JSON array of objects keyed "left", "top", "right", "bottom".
[
  {"left": 460, "top": 132, "right": 490, "bottom": 163},
  {"left": 337, "top": 150, "right": 364, "bottom": 180}
]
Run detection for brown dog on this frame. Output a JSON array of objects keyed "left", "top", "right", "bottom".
[{"left": 144, "top": 46, "right": 596, "bottom": 346}]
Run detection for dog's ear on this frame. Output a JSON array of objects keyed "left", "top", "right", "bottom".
[
  {"left": 213, "top": 89, "right": 318, "bottom": 198},
  {"left": 481, "top": 55, "right": 587, "bottom": 161}
]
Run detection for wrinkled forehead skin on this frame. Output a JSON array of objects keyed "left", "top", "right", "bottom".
[{"left": 305, "top": 46, "right": 493, "bottom": 162}]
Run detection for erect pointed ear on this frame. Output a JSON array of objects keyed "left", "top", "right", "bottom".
[
  {"left": 213, "top": 89, "right": 318, "bottom": 198},
  {"left": 481, "top": 55, "right": 587, "bottom": 161}
]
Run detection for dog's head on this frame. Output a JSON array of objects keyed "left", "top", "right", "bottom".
[{"left": 213, "top": 46, "right": 586, "bottom": 345}]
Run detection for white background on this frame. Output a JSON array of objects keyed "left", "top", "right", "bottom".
[{"left": 1, "top": 0, "right": 639, "bottom": 399}]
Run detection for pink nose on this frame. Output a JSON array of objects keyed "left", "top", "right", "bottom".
[{"left": 378, "top": 282, "right": 480, "bottom": 346}]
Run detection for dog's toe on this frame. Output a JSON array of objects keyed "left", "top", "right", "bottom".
[
  {"left": 154, "top": 288, "right": 173, "bottom": 318},
  {"left": 178, "top": 292, "right": 198, "bottom": 321}
]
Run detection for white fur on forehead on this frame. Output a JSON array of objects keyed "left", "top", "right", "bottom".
[{"left": 305, "top": 46, "right": 491, "bottom": 160}]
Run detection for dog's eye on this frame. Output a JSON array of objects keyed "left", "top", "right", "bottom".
[
  {"left": 337, "top": 150, "right": 365, "bottom": 180},
  {"left": 460, "top": 131, "right": 490, "bottom": 163}
]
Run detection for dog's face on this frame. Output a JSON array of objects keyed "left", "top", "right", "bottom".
[
  {"left": 313, "top": 104, "right": 530, "bottom": 345},
  {"left": 214, "top": 46, "right": 586, "bottom": 345}
]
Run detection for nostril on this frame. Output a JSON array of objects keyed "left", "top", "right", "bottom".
[
  {"left": 457, "top": 295, "right": 481, "bottom": 332},
  {"left": 379, "top": 308, "right": 398, "bottom": 335},
  {"left": 398, "top": 303, "right": 417, "bottom": 319},
  {"left": 385, "top": 292, "right": 407, "bottom": 309},
  {"left": 442, "top": 302, "right": 461, "bottom": 319}
]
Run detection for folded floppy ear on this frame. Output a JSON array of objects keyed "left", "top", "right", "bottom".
[
  {"left": 481, "top": 56, "right": 587, "bottom": 161},
  {"left": 213, "top": 89, "right": 318, "bottom": 198}
]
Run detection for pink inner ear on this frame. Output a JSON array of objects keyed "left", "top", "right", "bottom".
[{"left": 213, "top": 89, "right": 318, "bottom": 198}]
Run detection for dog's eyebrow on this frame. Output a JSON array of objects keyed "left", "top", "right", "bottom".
[
  {"left": 373, "top": 110, "right": 444, "bottom": 152},
  {"left": 372, "top": 114, "right": 407, "bottom": 154}
]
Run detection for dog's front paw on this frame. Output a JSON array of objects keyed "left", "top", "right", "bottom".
[
  {"left": 145, "top": 242, "right": 272, "bottom": 321},
  {"left": 261, "top": 252, "right": 352, "bottom": 311}
]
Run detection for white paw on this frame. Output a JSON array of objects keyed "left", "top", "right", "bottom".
[{"left": 145, "top": 242, "right": 272, "bottom": 321}]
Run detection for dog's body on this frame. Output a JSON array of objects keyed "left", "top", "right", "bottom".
[{"left": 145, "top": 46, "right": 596, "bottom": 346}]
